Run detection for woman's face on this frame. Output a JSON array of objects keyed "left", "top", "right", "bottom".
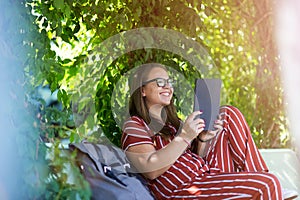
[{"left": 142, "top": 67, "right": 174, "bottom": 109}]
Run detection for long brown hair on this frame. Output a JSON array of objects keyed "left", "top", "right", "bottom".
[{"left": 128, "top": 63, "right": 181, "bottom": 137}]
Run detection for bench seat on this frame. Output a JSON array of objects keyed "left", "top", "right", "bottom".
[{"left": 260, "top": 148, "right": 300, "bottom": 199}]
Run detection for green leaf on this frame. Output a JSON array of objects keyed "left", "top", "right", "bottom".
[
  {"left": 53, "top": 0, "right": 65, "bottom": 10},
  {"left": 64, "top": 5, "right": 71, "bottom": 18},
  {"left": 86, "top": 115, "right": 95, "bottom": 130},
  {"left": 61, "top": 34, "right": 69, "bottom": 42}
]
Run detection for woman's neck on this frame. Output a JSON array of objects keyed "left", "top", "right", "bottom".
[{"left": 148, "top": 104, "right": 164, "bottom": 122}]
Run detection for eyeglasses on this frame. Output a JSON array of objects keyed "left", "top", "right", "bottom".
[{"left": 142, "top": 78, "right": 175, "bottom": 88}]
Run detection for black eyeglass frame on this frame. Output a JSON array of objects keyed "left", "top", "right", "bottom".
[{"left": 142, "top": 78, "right": 175, "bottom": 87}]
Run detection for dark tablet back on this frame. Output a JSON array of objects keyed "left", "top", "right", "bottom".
[{"left": 194, "top": 79, "right": 221, "bottom": 131}]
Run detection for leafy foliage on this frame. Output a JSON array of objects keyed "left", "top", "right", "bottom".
[{"left": 12, "top": 0, "right": 290, "bottom": 198}]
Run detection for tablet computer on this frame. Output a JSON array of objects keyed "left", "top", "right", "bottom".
[{"left": 193, "top": 78, "right": 221, "bottom": 131}]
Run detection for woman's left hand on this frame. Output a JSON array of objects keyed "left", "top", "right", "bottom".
[
  {"left": 198, "top": 114, "right": 223, "bottom": 142},
  {"left": 213, "top": 114, "right": 223, "bottom": 134}
]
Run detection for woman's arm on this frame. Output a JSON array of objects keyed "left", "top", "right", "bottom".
[
  {"left": 126, "top": 111, "right": 204, "bottom": 180},
  {"left": 126, "top": 136, "right": 191, "bottom": 180}
]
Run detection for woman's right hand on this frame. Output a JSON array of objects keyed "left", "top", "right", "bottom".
[{"left": 180, "top": 111, "right": 205, "bottom": 142}]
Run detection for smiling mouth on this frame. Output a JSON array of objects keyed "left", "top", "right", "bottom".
[{"left": 160, "top": 92, "right": 171, "bottom": 96}]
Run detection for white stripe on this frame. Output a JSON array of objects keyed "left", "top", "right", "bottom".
[
  {"left": 123, "top": 126, "right": 147, "bottom": 133},
  {"left": 165, "top": 170, "right": 184, "bottom": 185},
  {"left": 123, "top": 119, "right": 141, "bottom": 126},
  {"left": 121, "top": 134, "right": 129, "bottom": 148},
  {"left": 155, "top": 178, "right": 173, "bottom": 194},
  {"left": 190, "top": 152, "right": 205, "bottom": 169},
  {"left": 172, "top": 165, "right": 192, "bottom": 182},
  {"left": 225, "top": 123, "right": 245, "bottom": 162},
  {"left": 224, "top": 113, "right": 247, "bottom": 163},
  {"left": 160, "top": 174, "right": 178, "bottom": 189},
  {"left": 122, "top": 131, "right": 151, "bottom": 150},
  {"left": 125, "top": 132, "right": 150, "bottom": 139},
  {"left": 157, "top": 135, "right": 164, "bottom": 148},
  {"left": 180, "top": 155, "right": 201, "bottom": 176},
  {"left": 152, "top": 184, "right": 171, "bottom": 199},
  {"left": 123, "top": 141, "right": 153, "bottom": 151}
]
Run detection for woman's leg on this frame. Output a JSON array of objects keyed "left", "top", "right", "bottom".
[
  {"left": 205, "top": 105, "right": 268, "bottom": 172},
  {"left": 170, "top": 172, "right": 282, "bottom": 200}
]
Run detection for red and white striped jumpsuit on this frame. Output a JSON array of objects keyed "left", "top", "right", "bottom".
[{"left": 121, "top": 105, "right": 282, "bottom": 199}]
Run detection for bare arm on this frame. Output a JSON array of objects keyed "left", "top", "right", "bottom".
[{"left": 126, "top": 136, "right": 191, "bottom": 180}]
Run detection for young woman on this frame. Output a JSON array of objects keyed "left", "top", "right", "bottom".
[{"left": 121, "top": 63, "right": 296, "bottom": 199}]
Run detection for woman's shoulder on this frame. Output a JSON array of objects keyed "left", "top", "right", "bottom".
[
  {"left": 123, "top": 115, "right": 150, "bottom": 131},
  {"left": 121, "top": 116, "right": 153, "bottom": 149},
  {"left": 124, "top": 115, "right": 144, "bottom": 125}
]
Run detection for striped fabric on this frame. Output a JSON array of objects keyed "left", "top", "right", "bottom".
[{"left": 121, "top": 106, "right": 282, "bottom": 199}]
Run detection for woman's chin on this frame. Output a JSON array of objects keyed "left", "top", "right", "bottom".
[{"left": 161, "top": 101, "right": 171, "bottom": 106}]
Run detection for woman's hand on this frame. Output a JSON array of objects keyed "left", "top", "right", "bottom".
[
  {"left": 180, "top": 111, "right": 205, "bottom": 142},
  {"left": 198, "top": 114, "right": 223, "bottom": 142},
  {"left": 213, "top": 114, "right": 223, "bottom": 133}
]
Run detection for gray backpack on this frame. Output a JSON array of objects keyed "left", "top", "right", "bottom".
[{"left": 69, "top": 141, "right": 154, "bottom": 200}]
